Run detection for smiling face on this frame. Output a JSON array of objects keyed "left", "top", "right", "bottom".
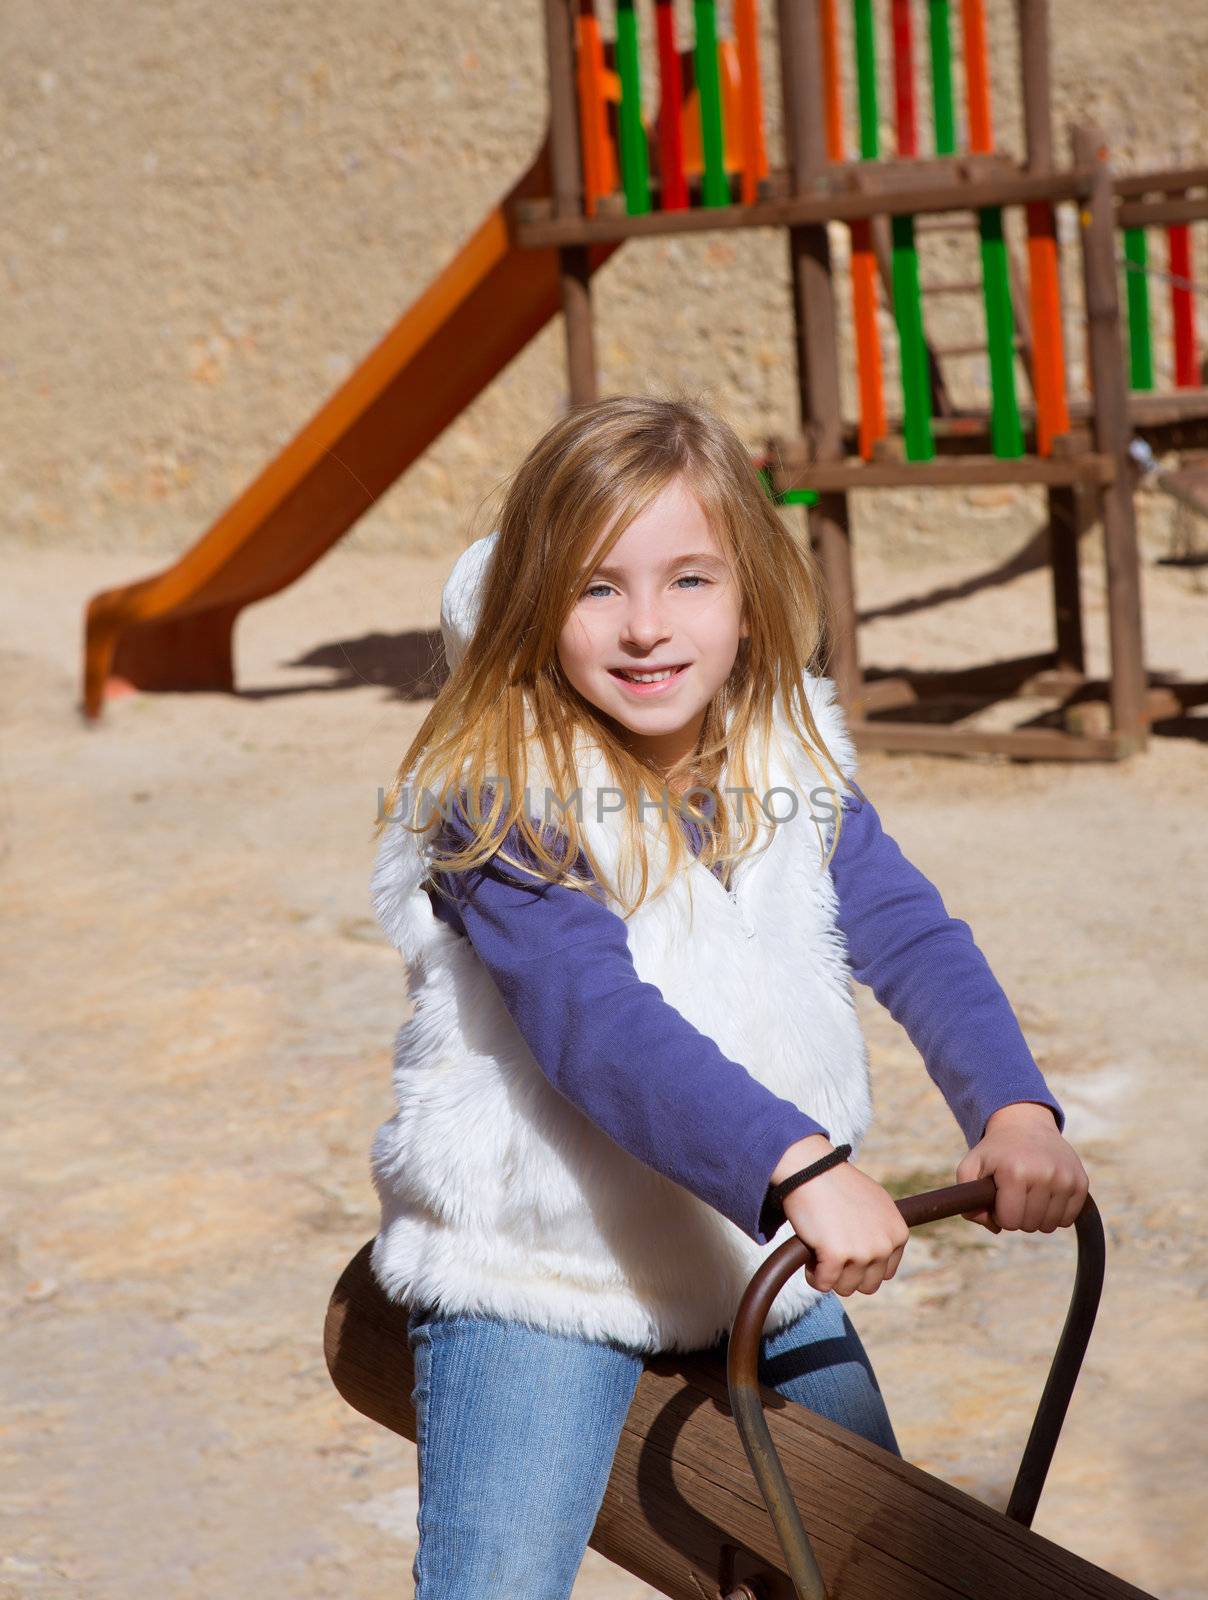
[{"left": 556, "top": 476, "right": 749, "bottom": 781}]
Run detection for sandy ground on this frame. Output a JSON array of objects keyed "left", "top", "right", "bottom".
[{"left": 2, "top": 510, "right": 1207, "bottom": 1599}]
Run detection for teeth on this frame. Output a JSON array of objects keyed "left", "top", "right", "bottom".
[{"left": 621, "top": 668, "right": 678, "bottom": 683}]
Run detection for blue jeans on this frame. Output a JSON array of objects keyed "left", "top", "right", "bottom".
[{"left": 405, "top": 1294, "right": 900, "bottom": 1597}]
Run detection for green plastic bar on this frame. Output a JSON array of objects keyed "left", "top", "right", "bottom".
[
  {"left": 694, "top": 0, "right": 729, "bottom": 206},
  {"left": 928, "top": 0, "right": 956, "bottom": 156},
  {"left": 1123, "top": 227, "right": 1155, "bottom": 391},
  {"left": 758, "top": 465, "right": 818, "bottom": 507},
  {"left": 978, "top": 207, "right": 1024, "bottom": 457},
  {"left": 891, "top": 214, "right": 934, "bottom": 460},
  {"left": 616, "top": 0, "right": 651, "bottom": 214},
  {"left": 853, "top": 0, "right": 880, "bottom": 160}
]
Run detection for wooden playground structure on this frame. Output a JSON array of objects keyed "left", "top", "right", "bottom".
[{"left": 82, "top": 0, "right": 1208, "bottom": 761}]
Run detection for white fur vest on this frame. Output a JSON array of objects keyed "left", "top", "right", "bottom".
[{"left": 367, "top": 673, "right": 874, "bottom": 1354}]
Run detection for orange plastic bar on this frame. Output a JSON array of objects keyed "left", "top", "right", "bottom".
[
  {"left": 819, "top": 0, "right": 844, "bottom": 161},
  {"left": 851, "top": 220, "right": 887, "bottom": 457},
  {"left": 960, "top": 0, "right": 993, "bottom": 154},
  {"left": 576, "top": 7, "right": 614, "bottom": 214},
  {"left": 1025, "top": 201, "right": 1069, "bottom": 455},
  {"left": 735, "top": 0, "right": 767, "bottom": 204}
]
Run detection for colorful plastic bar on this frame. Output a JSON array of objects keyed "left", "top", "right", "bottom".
[
  {"left": 616, "top": 0, "right": 652, "bottom": 214},
  {"left": 1123, "top": 226, "right": 1155, "bottom": 391},
  {"left": 891, "top": 0, "right": 918, "bottom": 157},
  {"left": 892, "top": 214, "right": 935, "bottom": 460},
  {"left": 928, "top": 0, "right": 956, "bottom": 156},
  {"left": 734, "top": 0, "right": 765, "bottom": 205},
  {"left": 960, "top": 0, "right": 992, "bottom": 154},
  {"left": 1026, "top": 201, "right": 1071, "bottom": 450},
  {"left": 655, "top": 0, "right": 689, "bottom": 210},
  {"left": 979, "top": 207, "right": 1024, "bottom": 456},
  {"left": 576, "top": 1, "right": 616, "bottom": 217},
  {"left": 819, "top": 0, "right": 844, "bottom": 164},
  {"left": 961, "top": 0, "right": 1023, "bottom": 457},
  {"left": 847, "top": 0, "right": 887, "bottom": 459},
  {"left": 694, "top": 0, "right": 730, "bottom": 206},
  {"left": 1168, "top": 224, "right": 1199, "bottom": 388}
]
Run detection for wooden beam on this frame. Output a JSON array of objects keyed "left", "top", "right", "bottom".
[
  {"left": 1112, "top": 164, "right": 1208, "bottom": 198},
  {"left": 770, "top": 448, "right": 1115, "bottom": 491},
  {"left": 1117, "top": 196, "right": 1208, "bottom": 229},
  {"left": 511, "top": 170, "right": 1098, "bottom": 247},
  {"left": 852, "top": 720, "right": 1129, "bottom": 760}
]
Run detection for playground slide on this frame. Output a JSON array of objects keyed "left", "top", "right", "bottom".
[{"left": 82, "top": 137, "right": 622, "bottom": 719}]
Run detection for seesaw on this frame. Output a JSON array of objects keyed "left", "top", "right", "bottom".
[{"left": 325, "top": 1175, "right": 1154, "bottom": 1598}]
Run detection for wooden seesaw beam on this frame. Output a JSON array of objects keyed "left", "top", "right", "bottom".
[{"left": 325, "top": 1178, "right": 1154, "bottom": 1600}]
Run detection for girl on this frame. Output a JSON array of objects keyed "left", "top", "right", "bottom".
[{"left": 369, "top": 395, "right": 1088, "bottom": 1598}]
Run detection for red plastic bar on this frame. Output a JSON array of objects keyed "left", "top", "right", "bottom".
[
  {"left": 655, "top": 0, "right": 689, "bottom": 210},
  {"left": 819, "top": 0, "right": 845, "bottom": 161},
  {"left": 891, "top": 0, "right": 918, "bottom": 157},
  {"left": 1168, "top": 223, "right": 1199, "bottom": 387}
]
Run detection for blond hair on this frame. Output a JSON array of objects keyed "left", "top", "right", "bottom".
[{"left": 373, "top": 393, "right": 854, "bottom": 916}]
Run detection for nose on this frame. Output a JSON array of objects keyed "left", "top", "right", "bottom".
[{"left": 619, "top": 589, "right": 672, "bottom": 650}]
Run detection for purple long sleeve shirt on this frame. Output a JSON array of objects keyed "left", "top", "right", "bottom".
[{"left": 420, "top": 787, "right": 1064, "bottom": 1244}]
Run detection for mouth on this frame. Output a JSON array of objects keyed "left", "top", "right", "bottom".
[{"left": 608, "top": 663, "right": 690, "bottom": 697}]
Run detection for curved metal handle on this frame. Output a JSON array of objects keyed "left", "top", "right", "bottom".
[{"left": 725, "top": 1177, "right": 1106, "bottom": 1600}]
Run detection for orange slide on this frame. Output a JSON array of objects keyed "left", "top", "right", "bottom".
[{"left": 82, "top": 137, "right": 621, "bottom": 720}]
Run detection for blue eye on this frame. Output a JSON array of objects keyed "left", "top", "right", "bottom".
[{"left": 580, "top": 574, "right": 710, "bottom": 600}]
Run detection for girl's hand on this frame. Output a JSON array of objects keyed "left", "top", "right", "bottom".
[
  {"left": 779, "top": 1151, "right": 911, "bottom": 1298},
  {"left": 955, "top": 1101, "right": 1089, "bottom": 1234}
]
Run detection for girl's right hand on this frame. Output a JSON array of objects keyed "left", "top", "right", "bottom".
[{"left": 782, "top": 1159, "right": 910, "bottom": 1297}]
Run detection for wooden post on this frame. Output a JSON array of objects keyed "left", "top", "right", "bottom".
[
  {"left": 1071, "top": 125, "right": 1148, "bottom": 747},
  {"left": 1017, "top": 0, "right": 1053, "bottom": 173},
  {"left": 544, "top": 0, "right": 598, "bottom": 403},
  {"left": 1048, "top": 484, "right": 1087, "bottom": 676},
  {"left": 778, "top": 0, "right": 861, "bottom": 713}
]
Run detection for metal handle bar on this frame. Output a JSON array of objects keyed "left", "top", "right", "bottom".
[{"left": 725, "top": 1176, "right": 1106, "bottom": 1600}]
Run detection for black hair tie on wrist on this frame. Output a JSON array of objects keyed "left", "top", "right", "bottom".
[{"left": 759, "top": 1143, "right": 853, "bottom": 1237}]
